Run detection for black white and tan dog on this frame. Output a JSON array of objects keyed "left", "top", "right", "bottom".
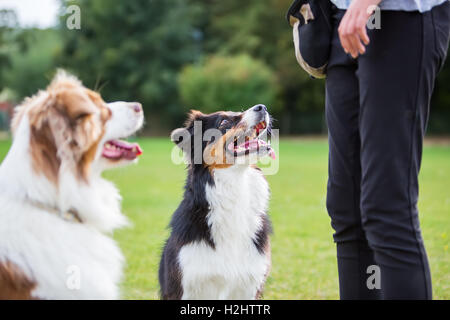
[{"left": 159, "top": 104, "right": 275, "bottom": 299}]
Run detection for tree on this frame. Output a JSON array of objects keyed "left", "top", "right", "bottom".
[
  {"left": 188, "top": 0, "right": 327, "bottom": 133},
  {"left": 189, "top": 0, "right": 450, "bottom": 134},
  {"left": 58, "top": 0, "right": 203, "bottom": 132},
  {"left": 179, "top": 54, "right": 280, "bottom": 113},
  {"left": 0, "top": 9, "right": 19, "bottom": 90}
]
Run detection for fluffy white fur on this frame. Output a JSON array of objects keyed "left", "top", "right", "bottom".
[
  {"left": 178, "top": 165, "right": 270, "bottom": 299},
  {"left": 0, "top": 82, "right": 143, "bottom": 299}
]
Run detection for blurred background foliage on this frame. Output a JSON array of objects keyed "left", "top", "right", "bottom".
[
  {"left": 0, "top": 0, "right": 449, "bottom": 134},
  {"left": 178, "top": 54, "right": 280, "bottom": 114}
]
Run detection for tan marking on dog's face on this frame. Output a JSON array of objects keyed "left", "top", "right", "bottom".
[
  {"left": 204, "top": 127, "right": 244, "bottom": 171},
  {"left": 13, "top": 72, "right": 112, "bottom": 184},
  {"left": 68, "top": 89, "right": 111, "bottom": 180},
  {"left": 28, "top": 111, "right": 60, "bottom": 184},
  {"left": 0, "top": 260, "right": 37, "bottom": 300}
]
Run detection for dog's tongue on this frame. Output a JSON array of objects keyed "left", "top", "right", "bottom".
[
  {"left": 244, "top": 139, "right": 260, "bottom": 150},
  {"left": 102, "top": 140, "right": 143, "bottom": 160},
  {"left": 245, "top": 140, "right": 276, "bottom": 159},
  {"left": 229, "top": 138, "right": 276, "bottom": 159},
  {"left": 268, "top": 148, "right": 276, "bottom": 159}
]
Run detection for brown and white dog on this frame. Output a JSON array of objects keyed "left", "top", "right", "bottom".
[{"left": 0, "top": 71, "right": 144, "bottom": 299}]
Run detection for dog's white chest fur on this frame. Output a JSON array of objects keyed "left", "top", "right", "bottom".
[
  {"left": 0, "top": 200, "right": 124, "bottom": 299},
  {"left": 0, "top": 111, "right": 129, "bottom": 299},
  {"left": 178, "top": 166, "right": 270, "bottom": 300}
]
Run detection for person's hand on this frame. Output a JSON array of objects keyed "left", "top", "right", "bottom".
[{"left": 338, "top": 0, "right": 382, "bottom": 58}]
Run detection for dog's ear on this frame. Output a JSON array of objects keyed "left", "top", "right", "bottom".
[
  {"left": 56, "top": 88, "right": 98, "bottom": 120},
  {"left": 48, "top": 70, "right": 99, "bottom": 120},
  {"left": 171, "top": 110, "right": 204, "bottom": 151},
  {"left": 184, "top": 109, "right": 204, "bottom": 127}
]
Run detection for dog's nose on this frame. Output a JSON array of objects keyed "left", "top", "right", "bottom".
[
  {"left": 131, "top": 102, "right": 142, "bottom": 113},
  {"left": 253, "top": 104, "right": 267, "bottom": 112}
]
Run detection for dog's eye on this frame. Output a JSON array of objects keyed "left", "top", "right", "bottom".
[
  {"left": 220, "top": 119, "right": 229, "bottom": 127},
  {"left": 75, "top": 113, "right": 89, "bottom": 121}
]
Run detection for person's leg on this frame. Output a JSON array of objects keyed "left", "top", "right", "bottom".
[
  {"left": 357, "top": 3, "right": 450, "bottom": 299},
  {"left": 325, "top": 8, "right": 380, "bottom": 300}
]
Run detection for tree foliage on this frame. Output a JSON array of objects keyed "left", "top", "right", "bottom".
[
  {"left": 3, "top": 29, "right": 61, "bottom": 98},
  {"left": 179, "top": 54, "right": 279, "bottom": 113},
  {"left": 0, "top": 9, "right": 20, "bottom": 90},
  {"left": 0, "top": 0, "right": 448, "bottom": 134},
  {"left": 58, "top": 0, "right": 203, "bottom": 131},
  {"left": 188, "top": 0, "right": 327, "bottom": 133}
]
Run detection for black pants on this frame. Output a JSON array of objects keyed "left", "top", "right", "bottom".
[{"left": 325, "top": 2, "right": 450, "bottom": 300}]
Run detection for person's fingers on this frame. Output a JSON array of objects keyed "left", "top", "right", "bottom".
[
  {"left": 338, "top": 30, "right": 350, "bottom": 54},
  {"left": 351, "top": 23, "right": 366, "bottom": 56},
  {"left": 338, "top": 9, "right": 371, "bottom": 58},
  {"left": 337, "top": 0, "right": 380, "bottom": 57},
  {"left": 356, "top": 14, "right": 370, "bottom": 46},
  {"left": 350, "top": 34, "right": 365, "bottom": 57},
  {"left": 338, "top": 15, "right": 351, "bottom": 54},
  {"left": 339, "top": 13, "right": 357, "bottom": 56},
  {"left": 348, "top": 14, "right": 370, "bottom": 57},
  {"left": 339, "top": 32, "right": 353, "bottom": 56},
  {"left": 344, "top": 19, "right": 360, "bottom": 58}
]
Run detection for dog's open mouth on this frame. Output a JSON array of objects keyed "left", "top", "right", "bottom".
[
  {"left": 102, "top": 140, "right": 143, "bottom": 161},
  {"left": 227, "top": 120, "right": 276, "bottom": 159}
]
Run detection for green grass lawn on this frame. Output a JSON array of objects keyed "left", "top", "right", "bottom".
[{"left": 0, "top": 137, "right": 448, "bottom": 299}]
